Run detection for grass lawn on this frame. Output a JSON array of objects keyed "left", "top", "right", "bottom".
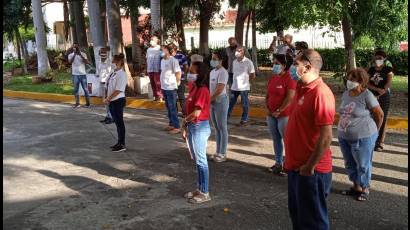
[{"left": 4, "top": 71, "right": 74, "bottom": 95}]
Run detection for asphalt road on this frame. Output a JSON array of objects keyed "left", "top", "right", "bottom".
[{"left": 3, "top": 98, "right": 408, "bottom": 230}]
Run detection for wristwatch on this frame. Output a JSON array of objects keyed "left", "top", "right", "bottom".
[{"left": 276, "top": 108, "right": 281, "bottom": 112}]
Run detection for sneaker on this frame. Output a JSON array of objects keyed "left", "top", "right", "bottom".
[
  {"left": 188, "top": 192, "right": 211, "bottom": 204},
  {"left": 73, "top": 104, "right": 81, "bottom": 109},
  {"left": 169, "top": 128, "right": 181, "bottom": 134},
  {"left": 268, "top": 164, "right": 286, "bottom": 176},
  {"left": 84, "top": 104, "right": 91, "bottom": 108},
  {"left": 110, "top": 143, "right": 120, "bottom": 149},
  {"left": 112, "top": 144, "right": 126, "bottom": 152},
  {"left": 213, "top": 155, "right": 227, "bottom": 163},
  {"left": 237, "top": 121, "right": 249, "bottom": 127},
  {"left": 104, "top": 119, "right": 114, "bottom": 124}
]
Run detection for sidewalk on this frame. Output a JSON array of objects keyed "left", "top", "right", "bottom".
[
  {"left": 4, "top": 90, "right": 408, "bottom": 130},
  {"left": 3, "top": 98, "right": 408, "bottom": 230}
]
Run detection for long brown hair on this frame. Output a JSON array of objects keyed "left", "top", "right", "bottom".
[{"left": 191, "top": 61, "right": 210, "bottom": 88}]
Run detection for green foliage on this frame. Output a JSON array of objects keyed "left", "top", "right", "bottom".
[{"left": 4, "top": 73, "right": 74, "bottom": 95}]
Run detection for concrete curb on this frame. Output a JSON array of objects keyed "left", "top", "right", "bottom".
[{"left": 4, "top": 90, "right": 408, "bottom": 130}]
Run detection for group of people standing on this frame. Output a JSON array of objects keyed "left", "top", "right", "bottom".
[{"left": 67, "top": 33, "right": 394, "bottom": 229}]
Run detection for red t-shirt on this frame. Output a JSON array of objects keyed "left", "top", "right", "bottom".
[
  {"left": 185, "top": 85, "right": 210, "bottom": 123},
  {"left": 284, "top": 78, "right": 335, "bottom": 173},
  {"left": 266, "top": 71, "right": 297, "bottom": 117}
]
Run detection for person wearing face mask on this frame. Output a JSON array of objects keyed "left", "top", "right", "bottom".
[
  {"left": 68, "top": 43, "right": 91, "bottom": 108},
  {"left": 170, "top": 43, "right": 189, "bottom": 117},
  {"left": 265, "top": 54, "right": 296, "bottom": 175},
  {"left": 98, "top": 47, "right": 114, "bottom": 124},
  {"left": 187, "top": 54, "right": 204, "bottom": 91},
  {"left": 337, "top": 68, "right": 384, "bottom": 202},
  {"left": 285, "top": 49, "right": 335, "bottom": 230},
  {"left": 367, "top": 50, "right": 394, "bottom": 152},
  {"left": 160, "top": 44, "right": 182, "bottom": 134},
  {"left": 103, "top": 53, "right": 128, "bottom": 152},
  {"left": 227, "top": 46, "right": 256, "bottom": 127},
  {"left": 209, "top": 52, "right": 229, "bottom": 163},
  {"left": 146, "top": 36, "right": 163, "bottom": 102},
  {"left": 181, "top": 61, "right": 212, "bottom": 204},
  {"left": 369, "top": 48, "right": 393, "bottom": 68},
  {"left": 225, "top": 37, "right": 250, "bottom": 89}
]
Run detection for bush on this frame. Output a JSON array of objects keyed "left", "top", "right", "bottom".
[{"left": 124, "top": 46, "right": 408, "bottom": 75}]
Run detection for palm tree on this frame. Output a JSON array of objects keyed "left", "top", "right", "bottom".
[
  {"left": 31, "top": 0, "right": 50, "bottom": 82},
  {"left": 150, "top": 0, "right": 161, "bottom": 35},
  {"left": 87, "top": 0, "right": 105, "bottom": 70}
]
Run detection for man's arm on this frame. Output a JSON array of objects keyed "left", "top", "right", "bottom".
[
  {"left": 299, "top": 125, "right": 333, "bottom": 176},
  {"left": 68, "top": 53, "right": 76, "bottom": 64}
]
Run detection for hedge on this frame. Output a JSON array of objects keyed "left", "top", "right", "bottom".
[{"left": 88, "top": 46, "right": 408, "bottom": 75}]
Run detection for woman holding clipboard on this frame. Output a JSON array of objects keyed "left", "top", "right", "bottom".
[{"left": 182, "top": 61, "right": 212, "bottom": 204}]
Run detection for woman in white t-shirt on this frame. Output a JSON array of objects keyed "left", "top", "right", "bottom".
[
  {"left": 103, "top": 53, "right": 128, "bottom": 152},
  {"left": 209, "top": 52, "right": 229, "bottom": 162}
]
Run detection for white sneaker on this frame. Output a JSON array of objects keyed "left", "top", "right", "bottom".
[{"left": 213, "top": 155, "right": 227, "bottom": 163}]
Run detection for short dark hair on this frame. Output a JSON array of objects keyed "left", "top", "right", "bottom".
[
  {"left": 295, "top": 41, "right": 309, "bottom": 50},
  {"left": 273, "top": 54, "right": 292, "bottom": 71},
  {"left": 374, "top": 50, "right": 387, "bottom": 58},
  {"left": 113, "top": 53, "right": 125, "bottom": 67},
  {"left": 192, "top": 61, "right": 210, "bottom": 88},
  {"left": 347, "top": 68, "right": 369, "bottom": 88},
  {"left": 296, "top": 49, "right": 323, "bottom": 71},
  {"left": 212, "top": 51, "right": 223, "bottom": 60},
  {"left": 169, "top": 43, "right": 178, "bottom": 52}
]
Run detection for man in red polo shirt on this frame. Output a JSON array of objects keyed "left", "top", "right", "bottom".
[{"left": 285, "top": 49, "right": 335, "bottom": 230}]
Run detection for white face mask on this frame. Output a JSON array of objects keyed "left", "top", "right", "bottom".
[
  {"left": 346, "top": 80, "right": 360, "bottom": 91},
  {"left": 375, "top": 59, "right": 384, "bottom": 67},
  {"left": 150, "top": 40, "right": 157, "bottom": 46},
  {"left": 235, "top": 51, "right": 241, "bottom": 58},
  {"left": 186, "top": 73, "right": 197, "bottom": 82}
]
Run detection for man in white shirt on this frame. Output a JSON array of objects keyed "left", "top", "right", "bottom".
[
  {"left": 68, "top": 43, "right": 91, "bottom": 108},
  {"left": 160, "top": 44, "right": 182, "bottom": 134},
  {"left": 227, "top": 45, "right": 256, "bottom": 126},
  {"left": 146, "top": 36, "right": 163, "bottom": 102},
  {"left": 97, "top": 47, "right": 114, "bottom": 124},
  {"left": 270, "top": 34, "right": 294, "bottom": 56}
]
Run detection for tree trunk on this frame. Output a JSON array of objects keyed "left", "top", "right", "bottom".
[
  {"left": 100, "top": 0, "right": 108, "bottom": 45},
  {"left": 31, "top": 0, "right": 50, "bottom": 80},
  {"left": 87, "top": 0, "right": 105, "bottom": 71},
  {"left": 130, "top": 8, "right": 142, "bottom": 73},
  {"left": 63, "top": 0, "right": 69, "bottom": 41},
  {"left": 251, "top": 10, "right": 258, "bottom": 73},
  {"left": 15, "top": 28, "right": 28, "bottom": 74},
  {"left": 106, "top": 0, "right": 135, "bottom": 95},
  {"left": 342, "top": 14, "right": 356, "bottom": 72},
  {"left": 175, "top": 5, "right": 186, "bottom": 52},
  {"left": 199, "top": 11, "right": 210, "bottom": 57},
  {"left": 244, "top": 13, "right": 251, "bottom": 49},
  {"left": 16, "top": 36, "right": 22, "bottom": 62},
  {"left": 68, "top": 1, "right": 78, "bottom": 44},
  {"left": 72, "top": 0, "right": 88, "bottom": 49},
  {"left": 234, "top": 0, "right": 250, "bottom": 46},
  {"left": 150, "top": 0, "right": 161, "bottom": 35}
]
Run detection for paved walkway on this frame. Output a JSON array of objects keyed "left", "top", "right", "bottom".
[{"left": 3, "top": 99, "right": 408, "bottom": 230}]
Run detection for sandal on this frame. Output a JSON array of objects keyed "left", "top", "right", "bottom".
[
  {"left": 356, "top": 191, "right": 369, "bottom": 201},
  {"left": 341, "top": 187, "right": 360, "bottom": 196},
  {"left": 188, "top": 192, "right": 211, "bottom": 204},
  {"left": 184, "top": 190, "right": 200, "bottom": 199}
]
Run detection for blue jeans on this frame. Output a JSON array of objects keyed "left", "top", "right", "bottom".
[
  {"left": 288, "top": 171, "right": 332, "bottom": 230},
  {"left": 188, "top": 120, "right": 211, "bottom": 193},
  {"left": 72, "top": 75, "right": 90, "bottom": 105},
  {"left": 338, "top": 133, "right": 378, "bottom": 188},
  {"left": 266, "top": 116, "right": 288, "bottom": 165},
  {"left": 228, "top": 90, "right": 249, "bottom": 122},
  {"left": 109, "top": 97, "right": 126, "bottom": 145},
  {"left": 163, "top": 89, "right": 180, "bottom": 129},
  {"left": 211, "top": 94, "right": 229, "bottom": 156}
]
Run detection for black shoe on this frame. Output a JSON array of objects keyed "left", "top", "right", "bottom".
[
  {"left": 105, "top": 119, "right": 114, "bottom": 124},
  {"left": 110, "top": 143, "right": 120, "bottom": 149},
  {"left": 112, "top": 144, "right": 126, "bottom": 152},
  {"left": 100, "top": 118, "right": 108, "bottom": 123},
  {"left": 84, "top": 104, "right": 91, "bottom": 108}
]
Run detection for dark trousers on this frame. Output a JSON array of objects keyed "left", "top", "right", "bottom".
[
  {"left": 227, "top": 72, "right": 233, "bottom": 89},
  {"left": 109, "top": 97, "right": 126, "bottom": 145},
  {"left": 288, "top": 170, "right": 332, "bottom": 230},
  {"left": 176, "top": 81, "right": 186, "bottom": 116},
  {"left": 376, "top": 92, "right": 390, "bottom": 146}
]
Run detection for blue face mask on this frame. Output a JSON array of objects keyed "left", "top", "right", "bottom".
[
  {"left": 160, "top": 51, "right": 165, "bottom": 58},
  {"left": 290, "top": 65, "right": 301, "bottom": 81},
  {"left": 210, "top": 60, "right": 220, "bottom": 68},
  {"left": 272, "top": 64, "right": 282, "bottom": 75}
]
